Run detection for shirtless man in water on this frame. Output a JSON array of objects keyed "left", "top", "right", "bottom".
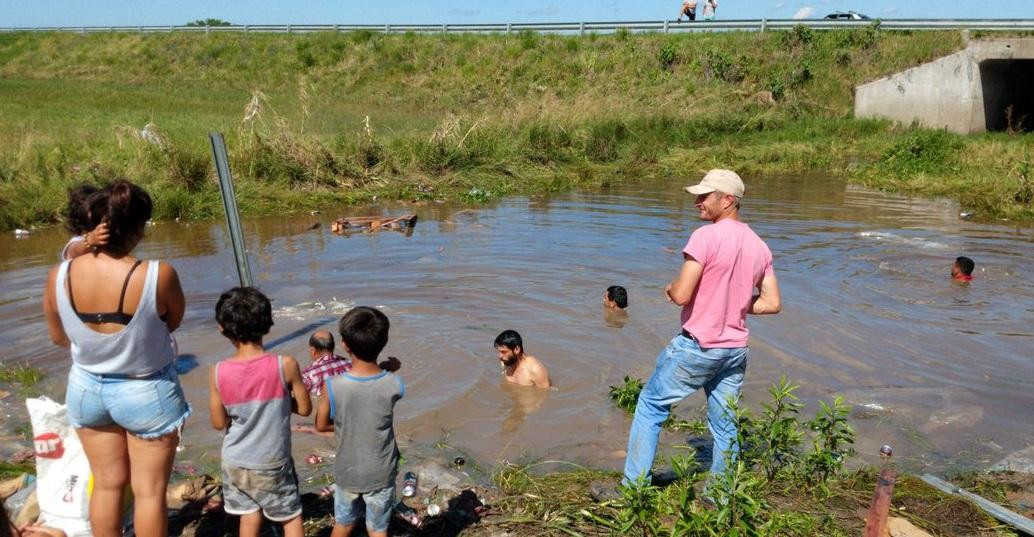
[{"left": 494, "top": 330, "right": 551, "bottom": 388}]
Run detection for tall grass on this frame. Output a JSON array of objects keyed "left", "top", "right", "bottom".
[{"left": 1, "top": 29, "right": 1032, "bottom": 229}]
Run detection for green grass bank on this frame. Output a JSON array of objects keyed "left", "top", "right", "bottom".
[{"left": 1, "top": 27, "right": 1032, "bottom": 229}]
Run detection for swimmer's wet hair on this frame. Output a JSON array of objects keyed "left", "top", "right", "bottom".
[
  {"left": 955, "top": 256, "right": 975, "bottom": 275},
  {"left": 309, "top": 331, "right": 335, "bottom": 353},
  {"left": 607, "top": 285, "right": 628, "bottom": 309},
  {"left": 339, "top": 306, "right": 390, "bottom": 362},
  {"left": 215, "top": 287, "right": 274, "bottom": 344},
  {"left": 494, "top": 330, "right": 523, "bottom": 351},
  {"left": 64, "top": 183, "right": 100, "bottom": 235}
]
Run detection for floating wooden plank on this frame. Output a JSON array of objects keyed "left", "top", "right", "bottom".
[
  {"left": 330, "top": 214, "right": 418, "bottom": 233},
  {"left": 921, "top": 474, "right": 1034, "bottom": 535}
]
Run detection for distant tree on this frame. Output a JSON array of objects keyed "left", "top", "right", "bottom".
[{"left": 186, "top": 18, "right": 232, "bottom": 27}]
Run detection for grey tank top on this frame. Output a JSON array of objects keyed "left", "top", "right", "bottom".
[
  {"left": 55, "top": 259, "right": 175, "bottom": 376},
  {"left": 329, "top": 371, "right": 404, "bottom": 492},
  {"left": 216, "top": 354, "right": 293, "bottom": 469}
]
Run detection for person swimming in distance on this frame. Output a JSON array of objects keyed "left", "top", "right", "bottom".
[
  {"left": 951, "top": 256, "right": 975, "bottom": 282},
  {"left": 604, "top": 286, "right": 628, "bottom": 310},
  {"left": 494, "top": 330, "right": 551, "bottom": 389}
]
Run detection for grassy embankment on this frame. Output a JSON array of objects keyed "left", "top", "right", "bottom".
[{"left": 1, "top": 27, "right": 1033, "bottom": 230}]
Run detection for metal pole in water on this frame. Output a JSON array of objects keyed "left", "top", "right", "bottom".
[{"left": 209, "top": 132, "right": 254, "bottom": 287}]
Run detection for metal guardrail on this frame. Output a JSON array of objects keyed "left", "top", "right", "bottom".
[{"left": 1, "top": 19, "right": 1033, "bottom": 35}]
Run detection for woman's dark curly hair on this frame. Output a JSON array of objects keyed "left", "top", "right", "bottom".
[{"left": 85, "top": 180, "right": 153, "bottom": 255}]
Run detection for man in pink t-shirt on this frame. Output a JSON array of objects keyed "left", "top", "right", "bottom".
[{"left": 622, "top": 169, "right": 781, "bottom": 487}]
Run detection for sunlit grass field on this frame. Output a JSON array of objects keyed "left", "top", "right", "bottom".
[{"left": 1, "top": 28, "right": 1031, "bottom": 229}]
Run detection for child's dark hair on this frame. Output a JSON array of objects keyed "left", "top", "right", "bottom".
[
  {"left": 494, "top": 329, "right": 523, "bottom": 351},
  {"left": 955, "top": 256, "right": 975, "bottom": 276},
  {"left": 607, "top": 285, "right": 628, "bottom": 309},
  {"left": 215, "top": 287, "right": 274, "bottom": 344},
  {"left": 65, "top": 183, "right": 100, "bottom": 235},
  {"left": 86, "top": 180, "right": 153, "bottom": 255},
  {"left": 339, "top": 306, "right": 390, "bottom": 362}
]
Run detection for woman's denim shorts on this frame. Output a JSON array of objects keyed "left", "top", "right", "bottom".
[{"left": 66, "top": 362, "right": 191, "bottom": 439}]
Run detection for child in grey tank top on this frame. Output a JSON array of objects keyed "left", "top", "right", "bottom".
[
  {"left": 315, "top": 307, "right": 404, "bottom": 537},
  {"left": 209, "top": 288, "right": 313, "bottom": 537}
]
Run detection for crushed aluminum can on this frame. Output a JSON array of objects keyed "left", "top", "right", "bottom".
[{"left": 401, "top": 472, "right": 418, "bottom": 497}]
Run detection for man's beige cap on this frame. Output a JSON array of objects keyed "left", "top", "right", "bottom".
[{"left": 684, "top": 169, "right": 745, "bottom": 198}]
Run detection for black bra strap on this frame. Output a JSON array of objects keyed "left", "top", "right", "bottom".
[
  {"left": 116, "top": 260, "right": 143, "bottom": 316},
  {"left": 68, "top": 259, "right": 143, "bottom": 325},
  {"left": 67, "top": 259, "right": 79, "bottom": 314}
]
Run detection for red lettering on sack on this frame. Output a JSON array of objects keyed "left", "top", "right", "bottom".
[{"left": 33, "top": 432, "right": 65, "bottom": 459}]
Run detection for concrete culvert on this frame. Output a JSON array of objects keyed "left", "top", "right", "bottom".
[{"left": 855, "top": 38, "right": 1034, "bottom": 134}]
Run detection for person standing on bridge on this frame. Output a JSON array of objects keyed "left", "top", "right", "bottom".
[
  {"left": 622, "top": 169, "right": 781, "bottom": 486},
  {"left": 677, "top": 0, "right": 698, "bottom": 21},
  {"left": 702, "top": 0, "right": 718, "bottom": 20}
]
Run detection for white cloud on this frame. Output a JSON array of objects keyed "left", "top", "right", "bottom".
[
  {"left": 446, "top": 8, "right": 480, "bottom": 16},
  {"left": 774, "top": 2, "right": 785, "bottom": 7},
  {"left": 883, "top": 6, "right": 897, "bottom": 13},
  {"left": 792, "top": 6, "right": 814, "bottom": 19}
]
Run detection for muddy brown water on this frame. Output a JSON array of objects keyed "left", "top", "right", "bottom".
[{"left": 1, "top": 175, "right": 1032, "bottom": 480}]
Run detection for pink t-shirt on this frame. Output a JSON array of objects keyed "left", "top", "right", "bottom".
[{"left": 681, "top": 218, "right": 774, "bottom": 348}]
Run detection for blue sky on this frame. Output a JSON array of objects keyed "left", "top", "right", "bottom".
[{"left": 0, "top": 0, "right": 1029, "bottom": 27}]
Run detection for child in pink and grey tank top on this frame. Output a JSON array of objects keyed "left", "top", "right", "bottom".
[{"left": 208, "top": 287, "right": 312, "bottom": 537}]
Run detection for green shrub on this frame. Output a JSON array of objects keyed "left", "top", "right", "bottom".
[
  {"left": 834, "top": 48, "right": 852, "bottom": 66},
  {"left": 584, "top": 120, "right": 628, "bottom": 162},
  {"left": 163, "top": 146, "right": 211, "bottom": 192},
  {"left": 789, "top": 60, "right": 813, "bottom": 87},
  {"left": 658, "top": 42, "right": 677, "bottom": 70},
  {"left": 295, "top": 41, "right": 317, "bottom": 68},
  {"left": 609, "top": 376, "right": 644, "bottom": 413},
  {"left": 1014, "top": 156, "right": 1032, "bottom": 204},
  {"left": 525, "top": 123, "right": 572, "bottom": 164},
  {"left": 518, "top": 29, "right": 538, "bottom": 51},
  {"left": 704, "top": 49, "right": 745, "bottom": 83},
  {"left": 803, "top": 396, "right": 855, "bottom": 483},
  {"left": 349, "top": 29, "right": 375, "bottom": 44},
  {"left": 782, "top": 24, "right": 815, "bottom": 49},
  {"left": 880, "top": 129, "right": 963, "bottom": 175},
  {"left": 0, "top": 363, "right": 42, "bottom": 386}
]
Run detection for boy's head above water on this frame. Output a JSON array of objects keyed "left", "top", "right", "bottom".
[
  {"left": 494, "top": 329, "right": 524, "bottom": 366},
  {"left": 604, "top": 285, "right": 628, "bottom": 309},
  {"left": 952, "top": 256, "right": 975, "bottom": 281},
  {"left": 308, "top": 330, "right": 335, "bottom": 359},
  {"left": 338, "top": 306, "right": 390, "bottom": 362},
  {"left": 215, "top": 286, "right": 273, "bottom": 345}
]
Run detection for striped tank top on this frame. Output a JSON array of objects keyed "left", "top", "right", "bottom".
[{"left": 215, "top": 354, "right": 293, "bottom": 469}]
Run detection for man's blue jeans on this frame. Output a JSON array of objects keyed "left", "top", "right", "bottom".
[{"left": 623, "top": 333, "right": 748, "bottom": 485}]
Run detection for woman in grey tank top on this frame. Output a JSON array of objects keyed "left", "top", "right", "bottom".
[{"left": 43, "top": 180, "right": 190, "bottom": 537}]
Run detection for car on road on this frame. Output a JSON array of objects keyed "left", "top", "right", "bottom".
[{"left": 824, "top": 11, "right": 871, "bottom": 20}]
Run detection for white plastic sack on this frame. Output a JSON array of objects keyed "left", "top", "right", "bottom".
[{"left": 26, "top": 396, "right": 92, "bottom": 537}]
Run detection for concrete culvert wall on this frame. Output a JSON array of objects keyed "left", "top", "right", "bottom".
[{"left": 854, "top": 38, "right": 1034, "bottom": 134}]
